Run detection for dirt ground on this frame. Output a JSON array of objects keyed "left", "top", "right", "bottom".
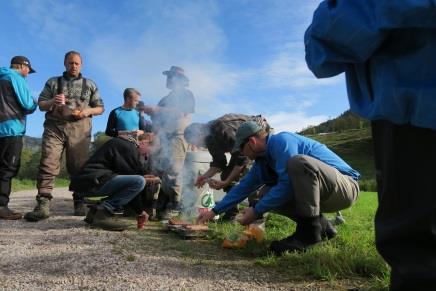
[{"left": 0, "top": 188, "right": 360, "bottom": 290}]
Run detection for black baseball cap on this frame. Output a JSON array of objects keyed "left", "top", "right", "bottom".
[{"left": 10, "top": 56, "right": 36, "bottom": 73}]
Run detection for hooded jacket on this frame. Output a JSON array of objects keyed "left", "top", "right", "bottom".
[
  {"left": 69, "top": 137, "right": 147, "bottom": 193},
  {"left": 0, "top": 67, "right": 37, "bottom": 136}
]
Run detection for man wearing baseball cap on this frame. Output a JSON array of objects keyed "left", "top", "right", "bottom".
[
  {"left": 197, "top": 120, "right": 360, "bottom": 255},
  {"left": 0, "top": 56, "right": 37, "bottom": 219}
]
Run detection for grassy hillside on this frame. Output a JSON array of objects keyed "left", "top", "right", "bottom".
[{"left": 303, "top": 128, "right": 376, "bottom": 190}]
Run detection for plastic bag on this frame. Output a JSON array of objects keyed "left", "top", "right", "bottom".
[
  {"left": 196, "top": 185, "right": 219, "bottom": 219},
  {"left": 222, "top": 221, "right": 265, "bottom": 249}
]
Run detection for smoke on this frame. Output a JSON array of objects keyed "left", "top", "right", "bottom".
[{"left": 179, "top": 152, "right": 216, "bottom": 219}]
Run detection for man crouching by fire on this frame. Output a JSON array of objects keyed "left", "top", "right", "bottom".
[
  {"left": 69, "top": 133, "right": 160, "bottom": 231},
  {"left": 197, "top": 120, "right": 360, "bottom": 255}
]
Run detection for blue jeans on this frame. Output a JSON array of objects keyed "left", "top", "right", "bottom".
[{"left": 89, "top": 175, "right": 146, "bottom": 214}]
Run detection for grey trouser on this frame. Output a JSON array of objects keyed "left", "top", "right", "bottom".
[
  {"left": 37, "top": 118, "right": 92, "bottom": 198},
  {"left": 154, "top": 133, "right": 187, "bottom": 203},
  {"left": 275, "top": 155, "right": 359, "bottom": 218}
]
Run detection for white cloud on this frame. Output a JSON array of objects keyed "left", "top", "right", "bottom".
[
  {"left": 13, "top": 0, "right": 337, "bottom": 135},
  {"left": 261, "top": 42, "right": 341, "bottom": 89},
  {"left": 267, "top": 111, "right": 328, "bottom": 133},
  {"left": 85, "top": 1, "right": 250, "bottom": 118}
]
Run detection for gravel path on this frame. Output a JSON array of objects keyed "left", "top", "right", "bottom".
[{"left": 0, "top": 188, "right": 356, "bottom": 290}]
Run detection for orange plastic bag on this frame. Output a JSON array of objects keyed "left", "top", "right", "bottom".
[
  {"left": 242, "top": 223, "right": 265, "bottom": 243},
  {"left": 222, "top": 233, "right": 249, "bottom": 249}
]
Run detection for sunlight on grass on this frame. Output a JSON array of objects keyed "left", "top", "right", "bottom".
[{"left": 212, "top": 191, "right": 390, "bottom": 290}]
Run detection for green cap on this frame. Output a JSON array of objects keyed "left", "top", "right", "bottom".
[{"left": 232, "top": 120, "right": 263, "bottom": 152}]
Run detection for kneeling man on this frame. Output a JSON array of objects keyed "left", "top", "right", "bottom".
[
  {"left": 197, "top": 121, "right": 360, "bottom": 254},
  {"left": 69, "top": 134, "right": 156, "bottom": 231}
]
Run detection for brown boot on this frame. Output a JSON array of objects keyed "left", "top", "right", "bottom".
[
  {"left": 24, "top": 196, "right": 50, "bottom": 222},
  {"left": 90, "top": 206, "right": 130, "bottom": 231},
  {"left": 0, "top": 206, "right": 22, "bottom": 220}
]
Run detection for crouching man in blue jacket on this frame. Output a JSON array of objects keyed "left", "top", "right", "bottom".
[{"left": 197, "top": 120, "right": 360, "bottom": 254}]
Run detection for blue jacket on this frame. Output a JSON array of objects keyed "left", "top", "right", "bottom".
[
  {"left": 0, "top": 67, "right": 37, "bottom": 137},
  {"left": 212, "top": 132, "right": 360, "bottom": 216},
  {"left": 305, "top": 0, "right": 436, "bottom": 131}
]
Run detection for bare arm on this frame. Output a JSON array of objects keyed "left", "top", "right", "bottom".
[
  {"left": 195, "top": 166, "right": 221, "bottom": 188},
  {"left": 209, "top": 165, "right": 245, "bottom": 190},
  {"left": 80, "top": 106, "right": 104, "bottom": 118}
]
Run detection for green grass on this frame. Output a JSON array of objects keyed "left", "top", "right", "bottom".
[
  {"left": 256, "top": 191, "right": 389, "bottom": 290},
  {"left": 11, "top": 178, "right": 70, "bottom": 192},
  {"left": 117, "top": 191, "right": 389, "bottom": 290},
  {"left": 206, "top": 192, "right": 389, "bottom": 289}
]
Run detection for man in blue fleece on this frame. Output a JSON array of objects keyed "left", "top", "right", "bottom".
[
  {"left": 197, "top": 121, "right": 360, "bottom": 254},
  {"left": 305, "top": 1, "right": 436, "bottom": 289},
  {"left": 105, "top": 88, "right": 150, "bottom": 138},
  {"left": 0, "top": 56, "right": 37, "bottom": 220}
]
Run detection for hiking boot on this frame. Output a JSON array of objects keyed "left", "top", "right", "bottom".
[
  {"left": 149, "top": 208, "right": 158, "bottom": 221},
  {"left": 90, "top": 207, "right": 130, "bottom": 231},
  {"left": 269, "top": 216, "right": 322, "bottom": 255},
  {"left": 320, "top": 213, "right": 337, "bottom": 240},
  {"left": 159, "top": 202, "right": 180, "bottom": 220},
  {"left": 24, "top": 196, "right": 50, "bottom": 222},
  {"left": 84, "top": 206, "right": 97, "bottom": 224},
  {"left": 73, "top": 200, "right": 87, "bottom": 216},
  {"left": 0, "top": 206, "right": 22, "bottom": 220},
  {"left": 331, "top": 211, "right": 346, "bottom": 225}
]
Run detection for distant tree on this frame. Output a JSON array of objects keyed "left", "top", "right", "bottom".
[{"left": 17, "top": 149, "right": 40, "bottom": 180}]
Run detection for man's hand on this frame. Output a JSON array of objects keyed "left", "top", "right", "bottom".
[
  {"left": 208, "top": 179, "right": 228, "bottom": 190},
  {"left": 236, "top": 207, "right": 257, "bottom": 226},
  {"left": 74, "top": 108, "right": 90, "bottom": 119},
  {"left": 196, "top": 209, "right": 216, "bottom": 224},
  {"left": 194, "top": 175, "right": 208, "bottom": 188},
  {"left": 54, "top": 93, "right": 67, "bottom": 106},
  {"left": 144, "top": 175, "right": 161, "bottom": 185},
  {"left": 135, "top": 130, "right": 144, "bottom": 136}
]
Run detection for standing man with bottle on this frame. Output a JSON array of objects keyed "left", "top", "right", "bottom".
[
  {"left": 0, "top": 56, "right": 37, "bottom": 220},
  {"left": 24, "top": 51, "right": 104, "bottom": 221}
]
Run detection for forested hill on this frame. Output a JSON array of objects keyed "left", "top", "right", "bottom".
[
  {"left": 299, "top": 110, "right": 370, "bottom": 135},
  {"left": 299, "top": 111, "right": 375, "bottom": 190}
]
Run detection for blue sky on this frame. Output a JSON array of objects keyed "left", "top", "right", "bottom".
[{"left": 0, "top": 0, "right": 348, "bottom": 138}]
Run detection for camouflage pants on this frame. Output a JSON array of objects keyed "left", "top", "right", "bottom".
[{"left": 37, "top": 118, "right": 92, "bottom": 199}]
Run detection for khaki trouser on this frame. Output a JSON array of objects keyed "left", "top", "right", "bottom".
[
  {"left": 273, "top": 155, "right": 359, "bottom": 218},
  {"left": 37, "top": 118, "right": 92, "bottom": 197},
  {"left": 153, "top": 133, "right": 187, "bottom": 203}
]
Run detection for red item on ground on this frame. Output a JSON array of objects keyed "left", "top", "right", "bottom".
[{"left": 137, "top": 213, "right": 149, "bottom": 229}]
